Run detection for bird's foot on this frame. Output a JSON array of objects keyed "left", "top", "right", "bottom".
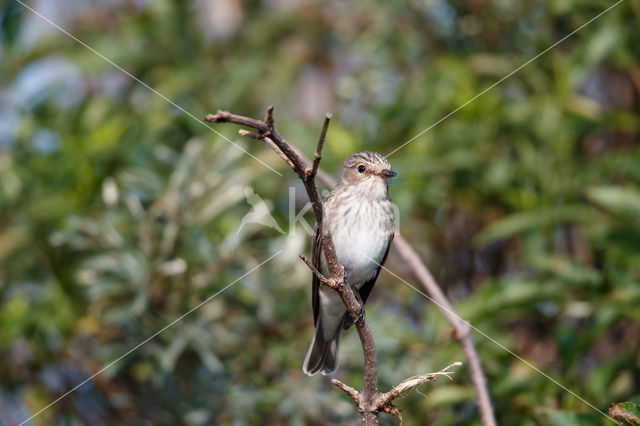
[{"left": 345, "top": 305, "right": 366, "bottom": 328}]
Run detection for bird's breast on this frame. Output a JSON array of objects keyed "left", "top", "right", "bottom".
[{"left": 325, "top": 195, "right": 394, "bottom": 287}]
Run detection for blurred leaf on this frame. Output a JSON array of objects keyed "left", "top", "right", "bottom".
[
  {"left": 0, "top": 226, "right": 27, "bottom": 261},
  {"left": 424, "top": 384, "right": 475, "bottom": 408},
  {"left": 475, "top": 206, "right": 594, "bottom": 246},
  {"left": 541, "top": 409, "right": 603, "bottom": 426},
  {"left": 457, "top": 278, "right": 562, "bottom": 322},
  {"left": 586, "top": 186, "right": 640, "bottom": 218}
]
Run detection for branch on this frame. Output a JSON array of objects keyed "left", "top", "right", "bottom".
[
  {"left": 609, "top": 402, "right": 640, "bottom": 425},
  {"left": 333, "top": 362, "right": 462, "bottom": 426},
  {"left": 377, "top": 361, "right": 461, "bottom": 405},
  {"left": 299, "top": 254, "right": 337, "bottom": 288},
  {"left": 204, "top": 107, "right": 494, "bottom": 425},
  {"left": 331, "top": 378, "right": 360, "bottom": 404},
  {"left": 205, "top": 110, "right": 268, "bottom": 132},
  {"left": 311, "top": 113, "right": 331, "bottom": 179}
]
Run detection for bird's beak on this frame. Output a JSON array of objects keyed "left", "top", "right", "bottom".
[{"left": 381, "top": 169, "right": 397, "bottom": 178}]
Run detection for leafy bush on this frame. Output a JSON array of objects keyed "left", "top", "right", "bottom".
[{"left": 1, "top": 0, "right": 638, "bottom": 424}]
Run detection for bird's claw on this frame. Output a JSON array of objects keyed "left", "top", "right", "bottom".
[{"left": 345, "top": 305, "right": 366, "bottom": 328}]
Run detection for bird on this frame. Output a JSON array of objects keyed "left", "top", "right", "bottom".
[{"left": 303, "top": 151, "right": 396, "bottom": 376}]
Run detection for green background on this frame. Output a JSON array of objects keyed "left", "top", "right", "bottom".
[{"left": 1, "top": 0, "right": 639, "bottom": 424}]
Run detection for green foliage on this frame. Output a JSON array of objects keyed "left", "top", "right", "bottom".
[{"left": 1, "top": 0, "right": 639, "bottom": 424}]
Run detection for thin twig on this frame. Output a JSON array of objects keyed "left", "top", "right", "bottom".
[
  {"left": 310, "top": 113, "right": 331, "bottom": 178},
  {"left": 264, "top": 105, "right": 275, "bottom": 130},
  {"left": 331, "top": 378, "right": 360, "bottom": 403},
  {"left": 609, "top": 402, "right": 640, "bottom": 424},
  {"left": 263, "top": 136, "right": 296, "bottom": 170},
  {"left": 299, "top": 254, "right": 336, "bottom": 288},
  {"left": 377, "top": 362, "right": 461, "bottom": 405},
  {"left": 236, "top": 129, "right": 295, "bottom": 170},
  {"left": 382, "top": 405, "right": 403, "bottom": 426},
  {"left": 205, "top": 110, "right": 268, "bottom": 132},
  {"left": 237, "top": 129, "right": 263, "bottom": 140}
]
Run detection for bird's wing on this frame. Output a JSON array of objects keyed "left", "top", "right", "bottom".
[
  {"left": 343, "top": 233, "right": 394, "bottom": 329},
  {"left": 311, "top": 221, "right": 323, "bottom": 325}
]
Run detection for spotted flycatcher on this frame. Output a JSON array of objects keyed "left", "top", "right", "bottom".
[{"left": 303, "top": 151, "right": 396, "bottom": 376}]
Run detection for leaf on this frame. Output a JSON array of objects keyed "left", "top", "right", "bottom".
[
  {"left": 423, "top": 385, "right": 475, "bottom": 407},
  {"left": 0, "top": 226, "right": 27, "bottom": 262},
  {"left": 456, "top": 278, "right": 562, "bottom": 322},
  {"left": 610, "top": 402, "right": 640, "bottom": 426},
  {"left": 158, "top": 333, "right": 189, "bottom": 372},
  {"left": 542, "top": 409, "right": 602, "bottom": 426},
  {"left": 586, "top": 186, "right": 640, "bottom": 217},
  {"left": 475, "top": 206, "right": 594, "bottom": 246}
]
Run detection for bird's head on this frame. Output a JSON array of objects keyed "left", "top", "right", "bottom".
[{"left": 338, "top": 151, "right": 396, "bottom": 198}]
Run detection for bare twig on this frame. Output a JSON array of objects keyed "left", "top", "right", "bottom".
[
  {"left": 263, "top": 136, "right": 297, "bottom": 170},
  {"left": 237, "top": 129, "right": 262, "bottom": 140},
  {"left": 311, "top": 113, "right": 331, "bottom": 179},
  {"left": 205, "top": 110, "right": 268, "bottom": 132},
  {"left": 299, "top": 254, "right": 336, "bottom": 288},
  {"left": 382, "top": 405, "right": 403, "bottom": 426},
  {"left": 204, "top": 107, "right": 490, "bottom": 425},
  {"left": 377, "top": 361, "right": 461, "bottom": 405},
  {"left": 609, "top": 402, "right": 640, "bottom": 424},
  {"left": 331, "top": 378, "right": 360, "bottom": 403}
]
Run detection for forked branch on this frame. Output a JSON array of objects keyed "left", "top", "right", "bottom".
[{"left": 332, "top": 361, "right": 462, "bottom": 426}]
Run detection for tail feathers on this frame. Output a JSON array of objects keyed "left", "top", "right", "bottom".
[{"left": 303, "top": 319, "right": 342, "bottom": 376}]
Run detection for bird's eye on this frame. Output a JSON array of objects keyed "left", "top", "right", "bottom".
[{"left": 357, "top": 165, "right": 366, "bottom": 173}]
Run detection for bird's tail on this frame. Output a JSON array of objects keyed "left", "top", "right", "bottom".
[{"left": 302, "top": 318, "right": 342, "bottom": 376}]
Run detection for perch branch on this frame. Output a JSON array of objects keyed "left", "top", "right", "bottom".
[{"left": 204, "top": 107, "right": 490, "bottom": 425}]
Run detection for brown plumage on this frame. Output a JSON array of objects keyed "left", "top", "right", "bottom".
[{"left": 303, "top": 151, "right": 396, "bottom": 376}]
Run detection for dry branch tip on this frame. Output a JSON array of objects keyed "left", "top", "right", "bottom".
[
  {"left": 378, "top": 361, "right": 462, "bottom": 407},
  {"left": 238, "top": 129, "right": 263, "bottom": 140},
  {"left": 382, "top": 405, "right": 403, "bottom": 426},
  {"left": 264, "top": 105, "right": 275, "bottom": 129},
  {"left": 310, "top": 113, "right": 331, "bottom": 178},
  {"left": 331, "top": 378, "right": 360, "bottom": 403},
  {"left": 299, "top": 254, "right": 338, "bottom": 288}
]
